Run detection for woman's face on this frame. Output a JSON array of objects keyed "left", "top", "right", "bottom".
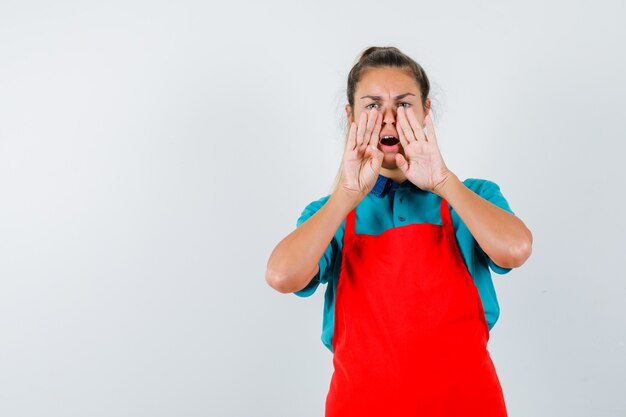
[{"left": 346, "top": 66, "right": 430, "bottom": 173}]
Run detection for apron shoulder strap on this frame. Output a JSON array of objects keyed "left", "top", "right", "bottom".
[
  {"left": 344, "top": 207, "right": 356, "bottom": 246},
  {"left": 439, "top": 198, "right": 455, "bottom": 237}
]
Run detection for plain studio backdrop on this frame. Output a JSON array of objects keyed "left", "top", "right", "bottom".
[{"left": 1, "top": 0, "right": 625, "bottom": 416}]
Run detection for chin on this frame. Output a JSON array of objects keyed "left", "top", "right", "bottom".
[
  {"left": 382, "top": 155, "right": 398, "bottom": 169},
  {"left": 381, "top": 156, "right": 398, "bottom": 169}
]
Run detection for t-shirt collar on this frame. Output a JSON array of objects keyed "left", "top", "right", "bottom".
[{"left": 370, "top": 174, "right": 412, "bottom": 197}]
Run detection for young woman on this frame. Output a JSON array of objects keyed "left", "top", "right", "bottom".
[{"left": 266, "top": 46, "right": 533, "bottom": 416}]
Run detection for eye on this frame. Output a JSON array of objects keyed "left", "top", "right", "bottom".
[
  {"left": 398, "top": 102, "right": 411, "bottom": 108},
  {"left": 365, "top": 103, "right": 380, "bottom": 110}
]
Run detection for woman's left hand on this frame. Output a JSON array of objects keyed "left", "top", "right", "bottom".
[{"left": 395, "top": 107, "right": 453, "bottom": 195}]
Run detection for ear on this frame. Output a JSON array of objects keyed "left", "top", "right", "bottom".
[
  {"left": 424, "top": 98, "right": 431, "bottom": 117},
  {"left": 345, "top": 104, "right": 354, "bottom": 125}
]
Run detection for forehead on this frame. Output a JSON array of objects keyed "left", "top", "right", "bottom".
[{"left": 356, "top": 67, "right": 420, "bottom": 96}]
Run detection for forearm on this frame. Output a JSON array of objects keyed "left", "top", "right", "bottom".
[
  {"left": 266, "top": 187, "right": 359, "bottom": 293},
  {"left": 435, "top": 172, "right": 533, "bottom": 268}
]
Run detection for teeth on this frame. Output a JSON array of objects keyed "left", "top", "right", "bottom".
[{"left": 380, "top": 136, "right": 400, "bottom": 146}]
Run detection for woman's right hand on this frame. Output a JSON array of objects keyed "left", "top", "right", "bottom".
[
  {"left": 339, "top": 108, "right": 384, "bottom": 201},
  {"left": 266, "top": 110, "right": 382, "bottom": 294}
]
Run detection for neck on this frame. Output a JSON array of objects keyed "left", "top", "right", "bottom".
[{"left": 380, "top": 167, "right": 407, "bottom": 183}]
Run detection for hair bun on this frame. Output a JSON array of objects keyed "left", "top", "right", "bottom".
[{"left": 358, "top": 46, "right": 402, "bottom": 63}]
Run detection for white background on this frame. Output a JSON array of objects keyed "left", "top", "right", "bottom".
[{"left": 1, "top": 0, "right": 625, "bottom": 416}]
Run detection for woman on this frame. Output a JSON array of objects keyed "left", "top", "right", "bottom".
[{"left": 266, "top": 46, "right": 533, "bottom": 416}]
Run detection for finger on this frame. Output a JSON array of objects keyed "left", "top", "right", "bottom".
[
  {"left": 396, "top": 108, "right": 410, "bottom": 148},
  {"left": 363, "top": 142, "right": 372, "bottom": 159},
  {"left": 423, "top": 114, "right": 437, "bottom": 144},
  {"left": 370, "top": 144, "right": 383, "bottom": 172},
  {"left": 347, "top": 122, "right": 357, "bottom": 152},
  {"left": 363, "top": 138, "right": 382, "bottom": 170},
  {"left": 397, "top": 106, "right": 416, "bottom": 144},
  {"left": 405, "top": 107, "right": 426, "bottom": 141},
  {"left": 361, "top": 108, "right": 378, "bottom": 151},
  {"left": 394, "top": 153, "right": 409, "bottom": 175},
  {"left": 356, "top": 111, "right": 367, "bottom": 149},
  {"left": 368, "top": 110, "right": 382, "bottom": 150}
]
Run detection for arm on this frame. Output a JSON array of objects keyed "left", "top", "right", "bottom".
[
  {"left": 392, "top": 108, "right": 532, "bottom": 268},
  {"left": 435, "top": 172, "right": 533, "bottom": 269},
  {"left": 266, "top": 107, "right": 385, "bottom": 294},
  {"left": 265, "top": 187, "right": 359, "bottom": 294}
]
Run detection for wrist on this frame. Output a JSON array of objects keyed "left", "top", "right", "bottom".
[
  {"left": 433, "top": 170, "right": 460, "bottom": 199},
  {"left": 331, "top": 186, "right": 362, "bottom": 212}
]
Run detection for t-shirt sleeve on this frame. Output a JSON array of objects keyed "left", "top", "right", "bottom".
[
  {"left": 293, "top": 196, "right": 335, "bottom": 297},
  {"left": 475, "top": 180, "right": 516, "bottom": 275}
]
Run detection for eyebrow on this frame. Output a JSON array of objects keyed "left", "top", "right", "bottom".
[{"left": 360, "top": 93, "right": 416, "bottom": 100}]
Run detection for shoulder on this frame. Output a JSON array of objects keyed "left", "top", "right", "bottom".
[
  {"left": 462, "top": 177, "right": 501, "bottom": 194},
  {"left": 297, "top": 195, "right": 332, "bottom": 227},
  {"left": 455, "top": 178, "right": 514, "bottom": 274},
  {"left": 462, "top": 177, "right": 514, "bottom": 215}
]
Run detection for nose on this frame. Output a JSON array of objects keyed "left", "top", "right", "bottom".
[{"left": 383, "top": 107, "right": 396, "bottom": 125}]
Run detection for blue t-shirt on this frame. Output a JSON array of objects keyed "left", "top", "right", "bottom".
[{"left": 294, "top": 174, "right": 515, "bottom": 353}]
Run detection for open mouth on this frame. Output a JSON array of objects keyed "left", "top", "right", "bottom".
[
  {"left": 380, "top": 136, "right": 400, "bottom": 146},
  {"left": 380, "top": 135, "right": 400, "bottom": 153},
  {"left": 379, "top": 135, "right": 401, "bottom": 153}
]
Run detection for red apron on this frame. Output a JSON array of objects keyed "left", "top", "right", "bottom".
[{"left": 325, "top": 198, "right": 508, "bottom": 416}]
